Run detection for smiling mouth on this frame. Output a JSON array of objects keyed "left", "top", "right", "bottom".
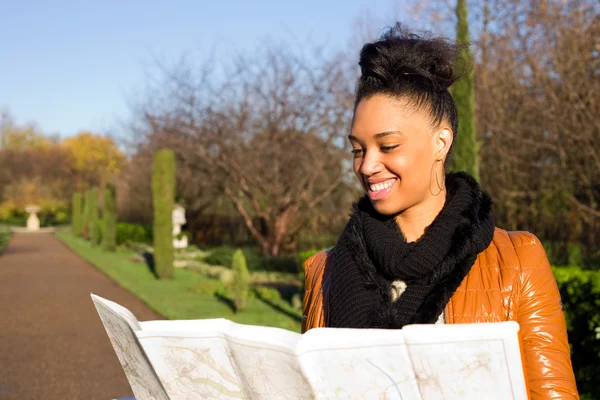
[{"left": 366, "top": 178, "right": 397, "bottom": 201}]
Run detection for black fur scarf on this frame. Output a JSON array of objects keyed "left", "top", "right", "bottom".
[{"left": 325, "top": 172, "right": 495, "bottom": 329}]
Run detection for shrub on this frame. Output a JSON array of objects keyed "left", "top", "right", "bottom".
[
  {"left": 102, "top": 184, "right": 117, "bottom": 252},
  {"left": 205, "top": 246, "right": 254, "bottom": 269},
  {"left": 264, "top": 256, "right": 299, "bottom": 274},
  {"left": 254, "top": 286, "right": 282, "bottom": 303},
  {"left": 543, "top": 241, "right": 596, "bottom": 267},
  {"left": 0, "top": 199, "right": 69, "bottom": 227},
  {"left": 204, "top": 246, "right": 301, "bottom": 273},
  {"left": 553, "top": 266, "right": 600, "bottom": 398},
  {"left": 567, "top": 243, "right": 583, "bottom": 267},
  {"left": 232, "top": 249, "right": 249, "bottom": 312},
  {"left": 71, "top": 192, "right": 82, "bottom": 235},
  {"left": 37, "top": 199, "right": 69, "bottom": 226},
  {"left": 89, "top": 187, "right": 100, "bottom": 246},
  {"left": 116, "top": 223, "right": 152, "bottom": 245},
  {"left": 82, "top": 190, "right": 92, "bottom": 238},
  {"left": 152, "top": 149, "right": 175, "bottom": 279},
  {"left": 298, "top": 248, "right": 328, "bottom": 266},
  {"left": 291, "top": 293, "right": 302, "bottom": 310}
]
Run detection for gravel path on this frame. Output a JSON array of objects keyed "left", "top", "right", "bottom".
[{"left": 0, "top": 233, "right": 162, "bottom": 400}]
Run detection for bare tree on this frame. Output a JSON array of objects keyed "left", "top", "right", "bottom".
[
  {"left": 136, "top": 44, "right": 355, "bottom": 256},
  {"left": 476, "top": 0, "right": 600, "bottom": 256},
  {"left": 363, "top": 0, "right": 599, "bottom": 259}
]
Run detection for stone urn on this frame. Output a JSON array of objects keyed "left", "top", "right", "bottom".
[{"left": 25, "top": 205, "right": 41, "bottom": 231}]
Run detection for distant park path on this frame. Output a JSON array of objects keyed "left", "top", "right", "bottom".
[{"left": 0, "top": 233, "right": 162, "bottom": 400}]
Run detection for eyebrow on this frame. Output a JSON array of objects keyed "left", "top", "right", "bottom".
[{"left": 348, "top": 130, "right": 405, "bottom": 141}]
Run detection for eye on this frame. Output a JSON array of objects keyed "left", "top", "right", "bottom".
[
  {"left": 351, "top": 148, "right": 363, "bottom": 157},
  {"left": 381, "top": 145, "right": 399, "bottom": 152}
]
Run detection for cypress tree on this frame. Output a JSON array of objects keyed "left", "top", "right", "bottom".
[
  {"left": 82, "top": 189, "right": 91, "bottom": 239},
  {"left": 71, "top": 192, "right": 82, "bottom": 236},
  {"left": 89, "top": 187, "right": 100, "bottom": 246},
  {"left": 451, "top": 0, "right": 480, "bottom": 181},
  {"left": 102, "top": 184, "right": 117, "bottom": 252},
  {"left": 232, "top": 249, "right": 249, "bottom": 312},
  {"left": 152, "top": 149, "right": 175, "bottom": 279}
]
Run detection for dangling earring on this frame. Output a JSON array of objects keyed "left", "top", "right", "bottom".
[{"left": 432, "top": 159, "right": 445, "bottom": 196}]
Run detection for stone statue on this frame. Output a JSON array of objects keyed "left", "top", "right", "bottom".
[{"left": 172, "top": 205, "right": 188, "bottom": 249}]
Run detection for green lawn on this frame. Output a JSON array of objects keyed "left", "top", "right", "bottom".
[{"left": 56, "top": 231, "right": 302, "bottom": 332}]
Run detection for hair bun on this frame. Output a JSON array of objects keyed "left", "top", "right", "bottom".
[{"left": 359, "top": 24, "right": 468, "bottom": 92}]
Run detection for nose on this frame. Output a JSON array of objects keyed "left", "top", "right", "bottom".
[{"left": 359, "top": 149, "right": 384, "bottom": 177}]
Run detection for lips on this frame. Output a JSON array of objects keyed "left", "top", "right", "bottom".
[{"left": 366, "top": 178, "right": 397, "bottom": 201}]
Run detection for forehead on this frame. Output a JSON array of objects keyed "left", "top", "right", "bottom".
[{"left": 351, "top": 95, "right": 432, "bottom": 137}]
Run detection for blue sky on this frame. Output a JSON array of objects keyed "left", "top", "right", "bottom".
[{"left": 1, "top": 0, "right": 420, "bottom": 140}]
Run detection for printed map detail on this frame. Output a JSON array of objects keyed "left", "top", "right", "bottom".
[
  {"left": 92, "top": 294, "right": 528, "bottom": 400},
  {"left": 140, "top": 335, "right": 313, "bottom": 399},
  {"left": 92, "top": 295, "right": 169, "bottom": 400}
]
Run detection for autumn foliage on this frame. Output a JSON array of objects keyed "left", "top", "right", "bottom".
[{"left": 0, "top": 112, "right": 125, "bottom": 227}]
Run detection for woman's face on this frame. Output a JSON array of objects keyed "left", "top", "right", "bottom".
[{"left": 349, "top": 94, "right": 452, "bottom": 216}]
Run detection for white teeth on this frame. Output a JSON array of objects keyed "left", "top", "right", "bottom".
[{"left": 369, "top": 179, "right": 394, "bottom": 192}]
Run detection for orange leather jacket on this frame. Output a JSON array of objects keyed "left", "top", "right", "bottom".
[{"left": 302, "top": 228, "right": 579, "bottom": 399}]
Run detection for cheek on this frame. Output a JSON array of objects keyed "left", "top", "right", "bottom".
[
  {"left": 384, "top": 153, "right": 410, "bottom": 178},
  {"left": 389, "top": 151, "right": 432, "bottom": 190}
]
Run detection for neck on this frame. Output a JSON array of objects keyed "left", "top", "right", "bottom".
[{"left": 395, "top": 191, "right": 447, "bottom": 242}]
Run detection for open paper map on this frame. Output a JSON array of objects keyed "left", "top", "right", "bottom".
[{"left": 91, "top": 294, "right": 528, "bottom": 399}]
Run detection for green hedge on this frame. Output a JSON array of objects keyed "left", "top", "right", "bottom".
[
  {"left": 89, "top": 187, "right": 100, "bottom": 247},
  {"left": 71, "top": 192, "right": 82, "bottom": 236},
  {"left": 116, "top": 223, "right": 153, "bottom": 245},
  {"left": 553, "top": 266, "right": 600, "bottom": 399},
  {"left": 0, "top": 203, "right": 69, "bottom": 227},
  {"left": 204, "top": 246, "right": 299, "bottom": 274},
  {"left": 102, "top": 184, "right": 117, "bottom": 252},
  {"left": 545, "top": 241, "right": 599, "bottom": 268},
  {"left": 82, "top": 189, "right": 92, "bottom": 238}
]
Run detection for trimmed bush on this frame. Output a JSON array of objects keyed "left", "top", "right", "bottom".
[
  {"left": 71, "top": 192, "right": 82, "bottom": 235},
  {"left": 254, "top": 286, "right": 281, "bottom": 303},
  {"left": 37, "top": 199, "right": 69, "bottom": 226},
  {"left": 152, "top": 149, "right": 175, "bottom": 279},
  {"left": 102, "top": 184, "right": 117, "bottom": 251},
  {"left": 116, "top": 223, "right": 153, "bottom": 245},
  {"left": 450, "top": 0, "right": 479, "bottom": 180},
  {"left": 232, "top": 249, "right": 249, "bottom": 312},
  {"left": 82, "top": 189, "right": 92, "bottom": 238},
  {"left": 291, "top": 293, "right": 302, "bottom": 310},
  {"left": 89, "top": 187, "right": 100, "bottom": 246},
  {"left": 205, "top": 246, "right": 242, "bottom": 268},
  {"left": 204, "top": 246, "right": 299, "bottom": 273},
  {"left": 553, "top": 266, "right": 600, "bottom": 399}
]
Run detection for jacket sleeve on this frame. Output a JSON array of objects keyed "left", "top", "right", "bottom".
[
  {"left": 513, "top": 232, "right": 579, "bottom": 399},
  {"left": 301, "top": 251, "right": 328, "bottom": 333}
]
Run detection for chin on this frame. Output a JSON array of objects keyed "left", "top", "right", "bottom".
[{"left": 370, "top": 199, "right": 404, "bottom": 216}]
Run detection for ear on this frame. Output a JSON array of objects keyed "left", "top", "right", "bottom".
[{"left": 435, "top": 127, "right": 453, "bottom": 160}]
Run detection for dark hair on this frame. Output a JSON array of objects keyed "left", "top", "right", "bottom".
[{"left": 355, "top": 24, "right": 469, "bottom": 155}]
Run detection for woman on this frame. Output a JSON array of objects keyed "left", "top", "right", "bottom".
[{"left": 301, "top": 25, "right": 578, "bottom": 398}]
